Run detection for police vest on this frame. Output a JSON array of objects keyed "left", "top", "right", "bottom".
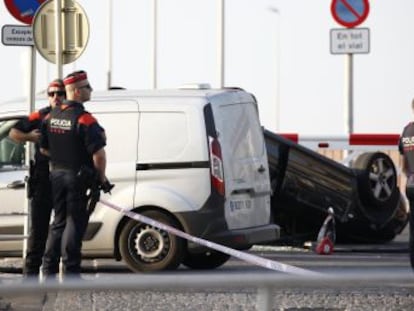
[
  {"left": 47, "top": 104, "right": 92, "bottom": 171},
  {"left": 34, "top": 106, "right": 51, "bottom": 168},
  {"left": 401, "top": 122, "right": 414, "bottom": 174}
]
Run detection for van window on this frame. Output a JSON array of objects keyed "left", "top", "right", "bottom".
[
  {"left": 219, "top": 103, "right": 264, "bottom": 159},
  {"left": 0, "top": 120, "right": 25, "bottom": 167}
]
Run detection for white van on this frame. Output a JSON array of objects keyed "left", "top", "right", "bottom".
[{"left": 0, "top": 86, "right": 279, "bottom": 272}]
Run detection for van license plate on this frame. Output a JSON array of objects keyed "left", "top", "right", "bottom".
[{"left": 229, "top": 199, "right": 252, "bottom": 212}]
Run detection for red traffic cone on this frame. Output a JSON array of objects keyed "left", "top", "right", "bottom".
[
  {"left": 315, "top": 236, "right": 334, "bottom": 255},
  {"left": 315, "top": 207, "right": 335, "bottom": 255}
]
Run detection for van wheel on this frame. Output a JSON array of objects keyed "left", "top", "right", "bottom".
[
  {"left": 119, "top": 211, "right": 185, "bottom": 272},
  {"left": 182, "top": 250, "right": 230, "bottom": 269}
]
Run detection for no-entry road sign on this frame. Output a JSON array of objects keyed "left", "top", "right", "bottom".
[
  {"left": 4, "top": 0, "right": 47, "bottom": 25},
  {"left": 331, "top": 0, "right": 370, "bottom": 28}
]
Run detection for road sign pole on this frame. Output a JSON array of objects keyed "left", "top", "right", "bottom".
[
  {"left": 55, "top": 0, "right": 63, "bottom": 78},
  {"left": 344, "top": 53, "right": 354, "bottom": 134},
  {"left": 344, "top": 53, "right": 353, "bottom": 134},
  {"left": 23, "top": 45, "right": 37, "bottom": 262}
]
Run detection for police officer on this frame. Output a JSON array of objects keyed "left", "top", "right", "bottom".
[
  {"left": 9, "top": 79, "right": 66, "bottom": 278},
  {"left": 399, "top": 98, "right": 414, "bottom": 270},
  {"left": 40, "top": 70, "right": 109, "bottom": 279}
]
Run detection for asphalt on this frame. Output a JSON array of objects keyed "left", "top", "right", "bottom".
[
  {"left": 0, "top": 226, "right": 410, "bottom": 310},
  {"left": 0, "top": 293, "right": 47, "bottom": 311}
]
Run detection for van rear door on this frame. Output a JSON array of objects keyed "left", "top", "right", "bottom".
[{"left": 212, "top": 99, "right": 271, "bottom": 229}]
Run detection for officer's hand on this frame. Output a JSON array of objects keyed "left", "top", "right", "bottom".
[
  {"left": 30, "top": 129, "right": 41, "bottom": 143},
  {"left": 100, "top": 179, "right": 114, "bottom": 194}
]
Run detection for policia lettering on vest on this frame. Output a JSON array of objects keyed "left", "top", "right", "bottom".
[{"left": 40, "top": 70, "right": 113, "bottom": 280}]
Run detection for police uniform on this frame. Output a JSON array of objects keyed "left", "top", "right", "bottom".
[
  {"left": 399, "top": 121, "right": 414, "bottom": 269},
  {"left": 12, "top": 107, "right": 53, "bottom": 275},
  {"left": 41, "top": 99, "right": 106, "bottom": 277}
]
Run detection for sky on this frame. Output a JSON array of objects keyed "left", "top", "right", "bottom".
[{"left": 1, "top": 0, "right": 414, "bottom": 135}]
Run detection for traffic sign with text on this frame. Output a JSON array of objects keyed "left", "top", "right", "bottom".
[
  {"left": 330, "top": 28, "right": 370, "bottom": 54},
  {"left": 1, "top": 24, "right": 33, "bottom": 46}
]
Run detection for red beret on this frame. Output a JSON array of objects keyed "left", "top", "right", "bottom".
[
  {"left": 63, "top": 71, "right": 88, "bottom": 86},
  {"left": 48, "top": 79, "right": 64, "bottom": 88}
]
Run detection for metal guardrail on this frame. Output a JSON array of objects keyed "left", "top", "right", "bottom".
[{"left": 0, "top": 272, "right": 413, "bottom": 311}]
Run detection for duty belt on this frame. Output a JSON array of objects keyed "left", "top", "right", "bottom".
[{"left": 50, "top": 163, "right": 77, "bottom": 171}]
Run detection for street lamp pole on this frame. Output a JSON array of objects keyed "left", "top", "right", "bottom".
[
  {"left": 217, "top": 0, "right": 225, "bottom": 88},
  {"left": 107, "top": 0, "right": 113, "bottom": 89},
  {"left": 151, "top": 0, "right": 158, "bottom": 89},
  {"left": 268, "top": 7, "right": 281, "bottom": 132}
]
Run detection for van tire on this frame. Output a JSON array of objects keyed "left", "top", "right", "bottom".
[
  {"left": 182, "top": 250, "right": 230, "bottom": 269},
  {"left": 119, "top": 211, "right": 185, "bottom": 272}
]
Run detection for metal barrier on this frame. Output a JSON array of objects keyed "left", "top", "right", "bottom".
[
  {"left": 0, "top": 272, "right": 413, "bottom": 311},
  {"left": 278, "top": 133, "right": 399, "bottom": 150}
]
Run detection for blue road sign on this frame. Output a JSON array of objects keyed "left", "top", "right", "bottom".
[
  {"left": 4, "top": 0, "right": 46, "bottom": 25},
  {"left": 331, "top": 0, "right": 370, "bottom": 28}
]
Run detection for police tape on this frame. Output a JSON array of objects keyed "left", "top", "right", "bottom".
[{"left": 99, "top": 199, "right": 321, "bottom": 276}]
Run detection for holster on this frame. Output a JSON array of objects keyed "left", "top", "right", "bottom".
[{"left": 77, "top": 166, "right": 100, "bottom": 215}]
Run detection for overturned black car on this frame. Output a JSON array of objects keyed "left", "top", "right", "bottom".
[{"left": 264, "top": 129, "right": 409, "bottom": 244}]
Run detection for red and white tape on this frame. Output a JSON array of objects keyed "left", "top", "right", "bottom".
[
  {"left": 279, "top": 133, "right": 399, "bottom": 150},
  {"left": 99, "top": 199, "right": 321, "bottom": 276}
]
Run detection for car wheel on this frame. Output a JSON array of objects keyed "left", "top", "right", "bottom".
[
  {"left": 337, "top": 194, "right": 409, "bottom": 243},
  {"left": 352, "top": 152, "right": 400, "bottom": 222},
  {"left": 182, "top": 250, "right": 230, "bottom": 269},
  {"left": 119, "top": 210, "right": 185, "bottom": 272}
]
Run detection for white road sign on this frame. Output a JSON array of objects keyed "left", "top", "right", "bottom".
[
  {"left": 1, "top": 25, "right": 33, "bottom": 46},
  {"left": 33, "top": 0, "right": 89, "bottom": 65},
  {"left": 330, "top": 28, "right": 370, "bottom": 54}
]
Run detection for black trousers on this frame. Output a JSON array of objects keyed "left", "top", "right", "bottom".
[
  {"left": 24, "top": 170, "right": 53, "bottom": 275},
  {"left": 42, "top": 170, "right": 88, "bottom": 276},
  {"left": 406, "top": 177, "right": 414, "bottom": 270}
]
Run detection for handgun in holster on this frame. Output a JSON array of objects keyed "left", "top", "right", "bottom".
[
  {"left": 87, "top": 181, "right": 101, "bottom": 216},
  {"left": 77, "top": 166, "right": 114, "bottom": 215},
  {"left": 77, "top": 166, "right": 100, "bottom": 215}
]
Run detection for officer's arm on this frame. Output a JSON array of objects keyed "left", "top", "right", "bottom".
[
  {"left": 401, "top": 156, "right": 408, "bottom": 176},
  {"left": 9, "top": 128, "right": 41, "bottom": 143},
  {"left": 40, "top": 148, "right": 50, "bottom": 157},
  {"left": 93, "top": 147, "right": 107, "bottom": 183}
]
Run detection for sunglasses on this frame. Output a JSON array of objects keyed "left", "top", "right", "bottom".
[
  {"left": 48, "top": 91, "right": 66, "bottom": 97},
  {"left": 78, "top": 84, "right": 92, "bottom": 91}
]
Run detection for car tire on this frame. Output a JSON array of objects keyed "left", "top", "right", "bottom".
[
  {"left": 337, "top": 194, "right": 409, "bottom": 243},
  {"left": 352, "top": 152, "right": 400, "bottom": 223},
  {"left": 119, "top": 210, "right": 185, "bottom": 272},
  {"left": 182, "top": 250, "right": 230, "bottom": 269}
]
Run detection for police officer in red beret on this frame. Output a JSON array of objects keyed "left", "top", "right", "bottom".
[
  {"left": 9, "top": 79, "right": 66, "bottom": 279},
  {"left": 40, "top": 70, "right": 109, "bottom": 280},
  {"left": 399, "top": 99, "right": 414, "bottom": 271}
]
